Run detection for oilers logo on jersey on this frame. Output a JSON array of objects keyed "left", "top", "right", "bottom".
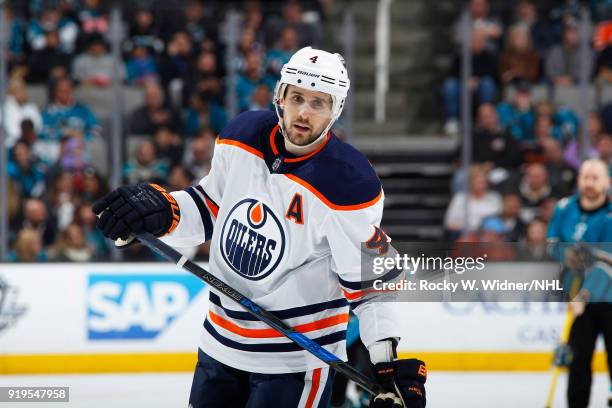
[{"left": 220, "top": 198, "right": 286, "bottom": 280}]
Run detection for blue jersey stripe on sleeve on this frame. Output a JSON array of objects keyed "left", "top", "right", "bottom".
[{"left": 185, "top": 186, "right": 213, "bottom": 241}]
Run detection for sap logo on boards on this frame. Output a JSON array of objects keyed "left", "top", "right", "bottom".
[{"left": 87, "top": 274, "right": 203, "bottom": 340}]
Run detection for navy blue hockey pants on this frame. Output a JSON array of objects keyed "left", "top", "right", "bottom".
[{"left": 188, "top": 349, "right": 335, "bottom": 408}]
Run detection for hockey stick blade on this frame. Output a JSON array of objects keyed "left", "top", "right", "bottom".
[{"left": 135, "top": 232, "right": 383, "bottom": 396}]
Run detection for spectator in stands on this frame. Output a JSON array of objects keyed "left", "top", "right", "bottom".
[
  {"left": 180, "top": 0, "right": 218, "bottom": 47},
  {"left": 185, "top": 130, "right": 214, "bottom": 180},
  {"left": 123, "top": 8, "right": 163, "bottom": 56},
  {"left": 20, "top": 119, "right": 38, "bottom": 146},
  {"left": 596, "top": 133, "right": 612, "bottom": 176},
  {"left": 39, "top": 77, "right": 100, "bottom": 164},
  {"left": 20, "top": 119, "right": 51, "bottom": 165},
  {"left": 7, "top": 179, "right": 20, "bottom": 232},
  {"left": 517, "top": 163, "right": 555, "bottom": 223},
  {"left": 533, "top": 113, "right": 561, "bottom": 143},
  {"left": 3, "top": 6, "right": 26, "bottom": 70},
  {"left": 480, "top": 193, "right": 525, "bottom": 242},
  {"left": 473, "top": 103, "right": 523, "bottom": 169},
  {"left": 28, "top": 7, "right": 79, "bottom": 55},
  {"left": 475, "top": 219, "right": 517, "bottom": 260},
  {"left": 184, "top": 90, "right": 227, "bottom": 136},
  {"left": 81, "top": 168, "right": 108, "bottom": 203},
  {"left": 130, "top": 81, "right": 181, "bottom": 134},
  {"left": 55, "top": 1, "right": 79, "bottom": 23},
  {"left": 237, "top": 50, "right": 274, "bottom": 112},
  {"left": 75, "top": 203, "right": 108, "bottom": 258},
  {"left": 454, "top": 0, "right": 502, "bottom": 52},
  {"left": 243, "top": 1, "right": 265, "bottom": 43},
  {"left": 72, "top": 34, "right": 121, "bottom": 87},
  {"left": 564, "top": 112, "right": 602, "bottom": 170},
  {"left": 58, "top": 136, "right": 92, "bottom": 173},
  {"left": 442, "top": 29, "right": 498, "bottom": 135},
  {"left": 530, "top": 101, "right": 579, "bottom": 145},
  {"left": 264, "top": 0, "right": 322, "bottom": 48},
  {"left": 184, "top": 51, "right": 223, "bottom": 105},
  {"left": 27, "top": 6, "right": 78, "bottom": 82},
  {"left": 50, "top": 223, "right": 93, "bottom": 262},
  {"left": 541, "top": 138, "right": 576, "bottom": 197},
  {"left": 597, "top": 43, "right": 612, "bottom": 84},
  {"left": 249, "top": 83, "right": 274, "bottom": 111},
  {"left": 526, "top": 218, "right": 548, "bottom": 244},
  {"left": 444, "top": 165, "right": 502, "bottom": 241},
  {"left": 519, "top": 217, "right": 548, "bottom": 260},
  {"left": 512, "top": 0, "right": 554, "bottom": 53},
  {"left": 168, "top": 165, "right": 195, "bottom": 191},
  {"left": 553, "top": 108, "right": 579, "bottom": 141},
  {"left": 499, "top": 23, "right": 541, "bottom": 84},
  {"left": 48, "top": 171, "right": 76, "bottom": 232},
  {"left": 76, "top": 0, "right": 109, "bottom": 39},
  {"left": 265, "top": 26, "right": 300, "bottom": 81},
  {"left": 2, "top": 76, "right": 43, "bottom": 147},
  {"left": 499, "top": 193, "right": 525, "bottom": 241},
  {"left": 538, "top": 197, "right": 558, "bottom": 224},
  {"left": 158, "top": 31, "right": 194, "bottom": 87},
  {"left": 153, "top": 127, "right": 184, "bottom": 168},
  {"left": 238, "top": 28, "right": 264, "bottom": 66},
  {"left": 479, "top": 217, "right": 510, "bottom": 242},
  {"left": 126, "top": 44, "right": 159, "bottom": 85},
  {"left": 21, "top": 198, "right": 57, "bottom": 247},
  {"left": 545, "top": 22, "right": 594, "bottom": 86},
  {"left": 8, "top": 141, "right": 46, "bottom": 199},
  {"left": 10, "top": 228, "right": 47, "bottom": 262},
  {"left": 451, "top": 103, "right": 519, "bottom": 193},
  {"left": 496, "top": 81, "right": 535, "bottom": 142},
  {"left": 123, "top": 140, "right": 169, "bottom": 184}
]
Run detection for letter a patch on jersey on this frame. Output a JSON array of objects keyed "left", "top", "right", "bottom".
[
  {"left": 366, "top": 226, "right": 390, "bottom": 255},
  {"left": 285, "top": 193, "right": 304, "bottom": 225}
]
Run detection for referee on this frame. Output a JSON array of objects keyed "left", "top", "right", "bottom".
[{"left": 547, "top": 159, "right": 612, "bottom": 408}]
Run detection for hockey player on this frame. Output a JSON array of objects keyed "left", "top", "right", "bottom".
[
  {"left": 92, "top": 47, "right": 426, "bottom": 408},
  {"left": 547, "top": 159, "right": 612, "bottom": 408}
]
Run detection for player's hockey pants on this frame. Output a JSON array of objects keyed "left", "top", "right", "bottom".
[
  {"left": 188, "top": 348, "right": 335, "bottom": 408},
  {"left": 567, "top": 303, "right": 612, "bottom": 408}
]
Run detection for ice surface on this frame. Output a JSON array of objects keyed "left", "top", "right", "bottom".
[{"left": 0, "top": 371, "right": 608, "bottom": 407}]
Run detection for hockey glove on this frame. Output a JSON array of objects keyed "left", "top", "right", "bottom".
[
  {"left": 370, "top": 358, "right": 427, "bottom": 408},
  {"left": 92, "top": 183, "right": 180, "bottom": 245}
]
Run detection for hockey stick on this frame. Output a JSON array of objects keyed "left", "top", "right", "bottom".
[
  {"left": 135, "top": 232, "right": 383, "bottom": 396},
  {"left": 544, "top": 307, "right": 573, "bottom": 408}
]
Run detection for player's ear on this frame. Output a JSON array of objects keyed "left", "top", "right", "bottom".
[{"left": 275, "top": 97, "right": 285, "bottom": 117}]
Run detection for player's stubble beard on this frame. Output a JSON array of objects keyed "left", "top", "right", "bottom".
[{"left": 282, "top": 116, "right": 330, "bottom": 147}]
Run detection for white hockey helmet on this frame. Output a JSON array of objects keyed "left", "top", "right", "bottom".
[{"left": 273, "top": 46, "right": 350, "bottom": 151}]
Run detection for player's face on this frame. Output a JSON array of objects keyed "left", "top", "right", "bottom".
[
  {"left": 578, "top": 161, "right": 610, "bottom": 201},
  {"left": 280, "top": 85, "right": 333, "bottom": 146}
]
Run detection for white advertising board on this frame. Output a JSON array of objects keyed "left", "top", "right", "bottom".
[
  {"left": 0, "top": 263, "right": 605, "bottom": 372},
  {"left": 0, "top": 263, "right": 209, "bottom": 354}
]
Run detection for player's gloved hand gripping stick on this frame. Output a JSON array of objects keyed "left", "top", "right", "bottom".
[{"left": 93, "top": 183, "right": 427, "bottom": 406}]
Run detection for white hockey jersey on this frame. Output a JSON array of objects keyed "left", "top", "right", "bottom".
[{"left": 162, "top": 110, "right": 402, "bottom": 374}]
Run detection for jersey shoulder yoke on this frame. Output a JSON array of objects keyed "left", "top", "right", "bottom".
[
  {"left": 217, "top": 110, "right": 277, "bottom": 155},
  {"left": 289, "top": 137, "right": 382, "bottom": 210}
]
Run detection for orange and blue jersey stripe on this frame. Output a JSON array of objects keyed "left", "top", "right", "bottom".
[{"left": 204, "top": 293, "right": 349, "bottom": 352}]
